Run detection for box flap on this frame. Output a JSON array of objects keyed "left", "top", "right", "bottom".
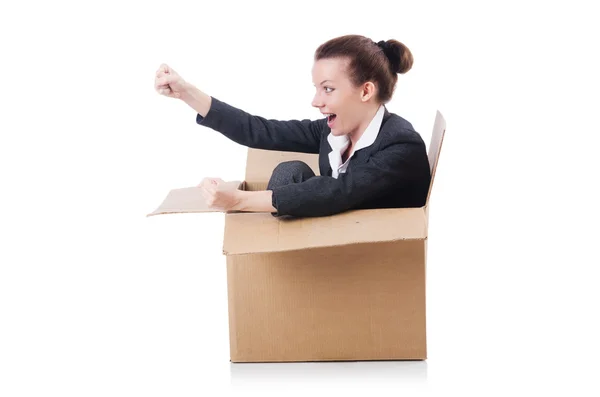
[
  {"left": 245, "top": 148, "right": 320, "bottom": 184},
  {"left": 146, "top": 181, "right": 243, "bottom": 217},
  {"left": 426, "top": 110, "right": 446, "bottom": 205},
  {"left": 223, "top": 207, "right": 426, "bottom": 255}
]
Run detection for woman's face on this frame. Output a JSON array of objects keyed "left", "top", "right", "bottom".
[{"left": 311, "top": 57, "right": 374, "bottom": 137}]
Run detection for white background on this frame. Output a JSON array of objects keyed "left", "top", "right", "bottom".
[{"left": 1, "top": 0, "right": 599, "bottom": 395}]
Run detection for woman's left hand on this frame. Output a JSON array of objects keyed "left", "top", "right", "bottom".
[{"left": 198, "top": 177, "right": 241, "bottom": 211}]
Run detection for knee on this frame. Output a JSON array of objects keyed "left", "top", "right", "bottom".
[
  {"left": 273, "top": 160, "right": 312, "bottom": 176},
  {"left": 268, "top": 160, "right": 314, "bottom": 189}
]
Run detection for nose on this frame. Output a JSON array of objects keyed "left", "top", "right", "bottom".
[{"left": 312, "top": 92, "right": 324, "bottom": 109}]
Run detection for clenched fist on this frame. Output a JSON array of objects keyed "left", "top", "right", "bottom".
[
  {"left": 154, "top": 63, "right": 187, "bottom": 99},
  {"left": 198, "top": 178, "right": 242, "bottom": 212}
]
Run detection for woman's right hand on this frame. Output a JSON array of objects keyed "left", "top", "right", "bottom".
[{"left": 155, "top": 64, "right": 187, "bottom": 99}]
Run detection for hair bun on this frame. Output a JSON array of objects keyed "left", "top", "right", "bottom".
[{"left": 375, "top": 40, "right": 405, "bottom": 74}]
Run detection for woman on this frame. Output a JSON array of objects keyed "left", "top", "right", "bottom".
[{"left": 154, "top": 34, "right": 431, "bottom": 218}]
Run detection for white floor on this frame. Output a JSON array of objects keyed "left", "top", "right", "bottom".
[{"left": 2, "top": 208, "right": 598, "bottom": 396}]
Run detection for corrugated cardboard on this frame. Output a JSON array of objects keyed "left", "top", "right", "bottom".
[{"left": 147, "top": 111, "right": 446, "bottom": 362}]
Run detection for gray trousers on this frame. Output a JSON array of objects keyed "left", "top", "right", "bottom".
[
  {"left": 267, "top": 160, "right": 316, "bottom": 190},
  {"left": 267, "top": 161, "right": 316, "bottom": 216}
]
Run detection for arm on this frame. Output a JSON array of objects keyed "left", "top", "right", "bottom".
[
  {"left": 179, "top": 82, "right": 212, "bottom": 118},
  {"left": 232, "top": 190, "right": 277, "bottom": 213},
  {"left": 182, "top": 84, "right": 323, "bottom": 154},
  {"left": 268, "top": 142, "right": 430, "bottom": 217}
]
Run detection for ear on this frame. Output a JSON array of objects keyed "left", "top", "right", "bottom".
[{"left": 360, "top": 82, "right": 376, "bottom": 102}]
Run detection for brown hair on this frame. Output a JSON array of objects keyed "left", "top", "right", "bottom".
[{"left": 314, "top": 34, "right": 413, "bottom": 104}]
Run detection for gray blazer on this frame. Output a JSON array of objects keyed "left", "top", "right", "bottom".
[{"left": 196, "top": 97, "right": 431, "bottom": 217}]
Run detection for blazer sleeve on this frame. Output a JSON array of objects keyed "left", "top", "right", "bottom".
[
  {"left": 269, "top": 141, "right": 428, "bottom": 217},
  {"left": 196, "top": 96, "right": 324, "bottom": 154}
]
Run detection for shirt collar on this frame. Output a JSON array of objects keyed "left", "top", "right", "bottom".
[{"left": 327, "top": 104, "right": 386, "bottom": 152}]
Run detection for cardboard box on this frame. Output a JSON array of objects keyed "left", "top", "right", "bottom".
[{"left": 148, "top": 111, "right": 446, "bottom": 362}]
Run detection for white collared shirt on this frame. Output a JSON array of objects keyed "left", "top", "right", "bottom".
[{"left": 327, "top": 105, "right": 385, "bottom": 179}]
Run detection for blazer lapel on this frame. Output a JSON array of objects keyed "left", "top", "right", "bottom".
[{"left": 320, "top": 105, "right": 392, "bottom": 176}]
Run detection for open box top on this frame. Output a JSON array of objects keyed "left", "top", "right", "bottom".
[{"left": 147, "top": 111, "right": 446, "bottom": 255}]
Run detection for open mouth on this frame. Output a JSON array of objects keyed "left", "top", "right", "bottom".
[{"left": 326, "top": 113, "right": 337, "bottom": 126}]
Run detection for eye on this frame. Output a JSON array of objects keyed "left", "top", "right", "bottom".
[{"left": 324, "top": 87, "right": 334, "bottom": 93}]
